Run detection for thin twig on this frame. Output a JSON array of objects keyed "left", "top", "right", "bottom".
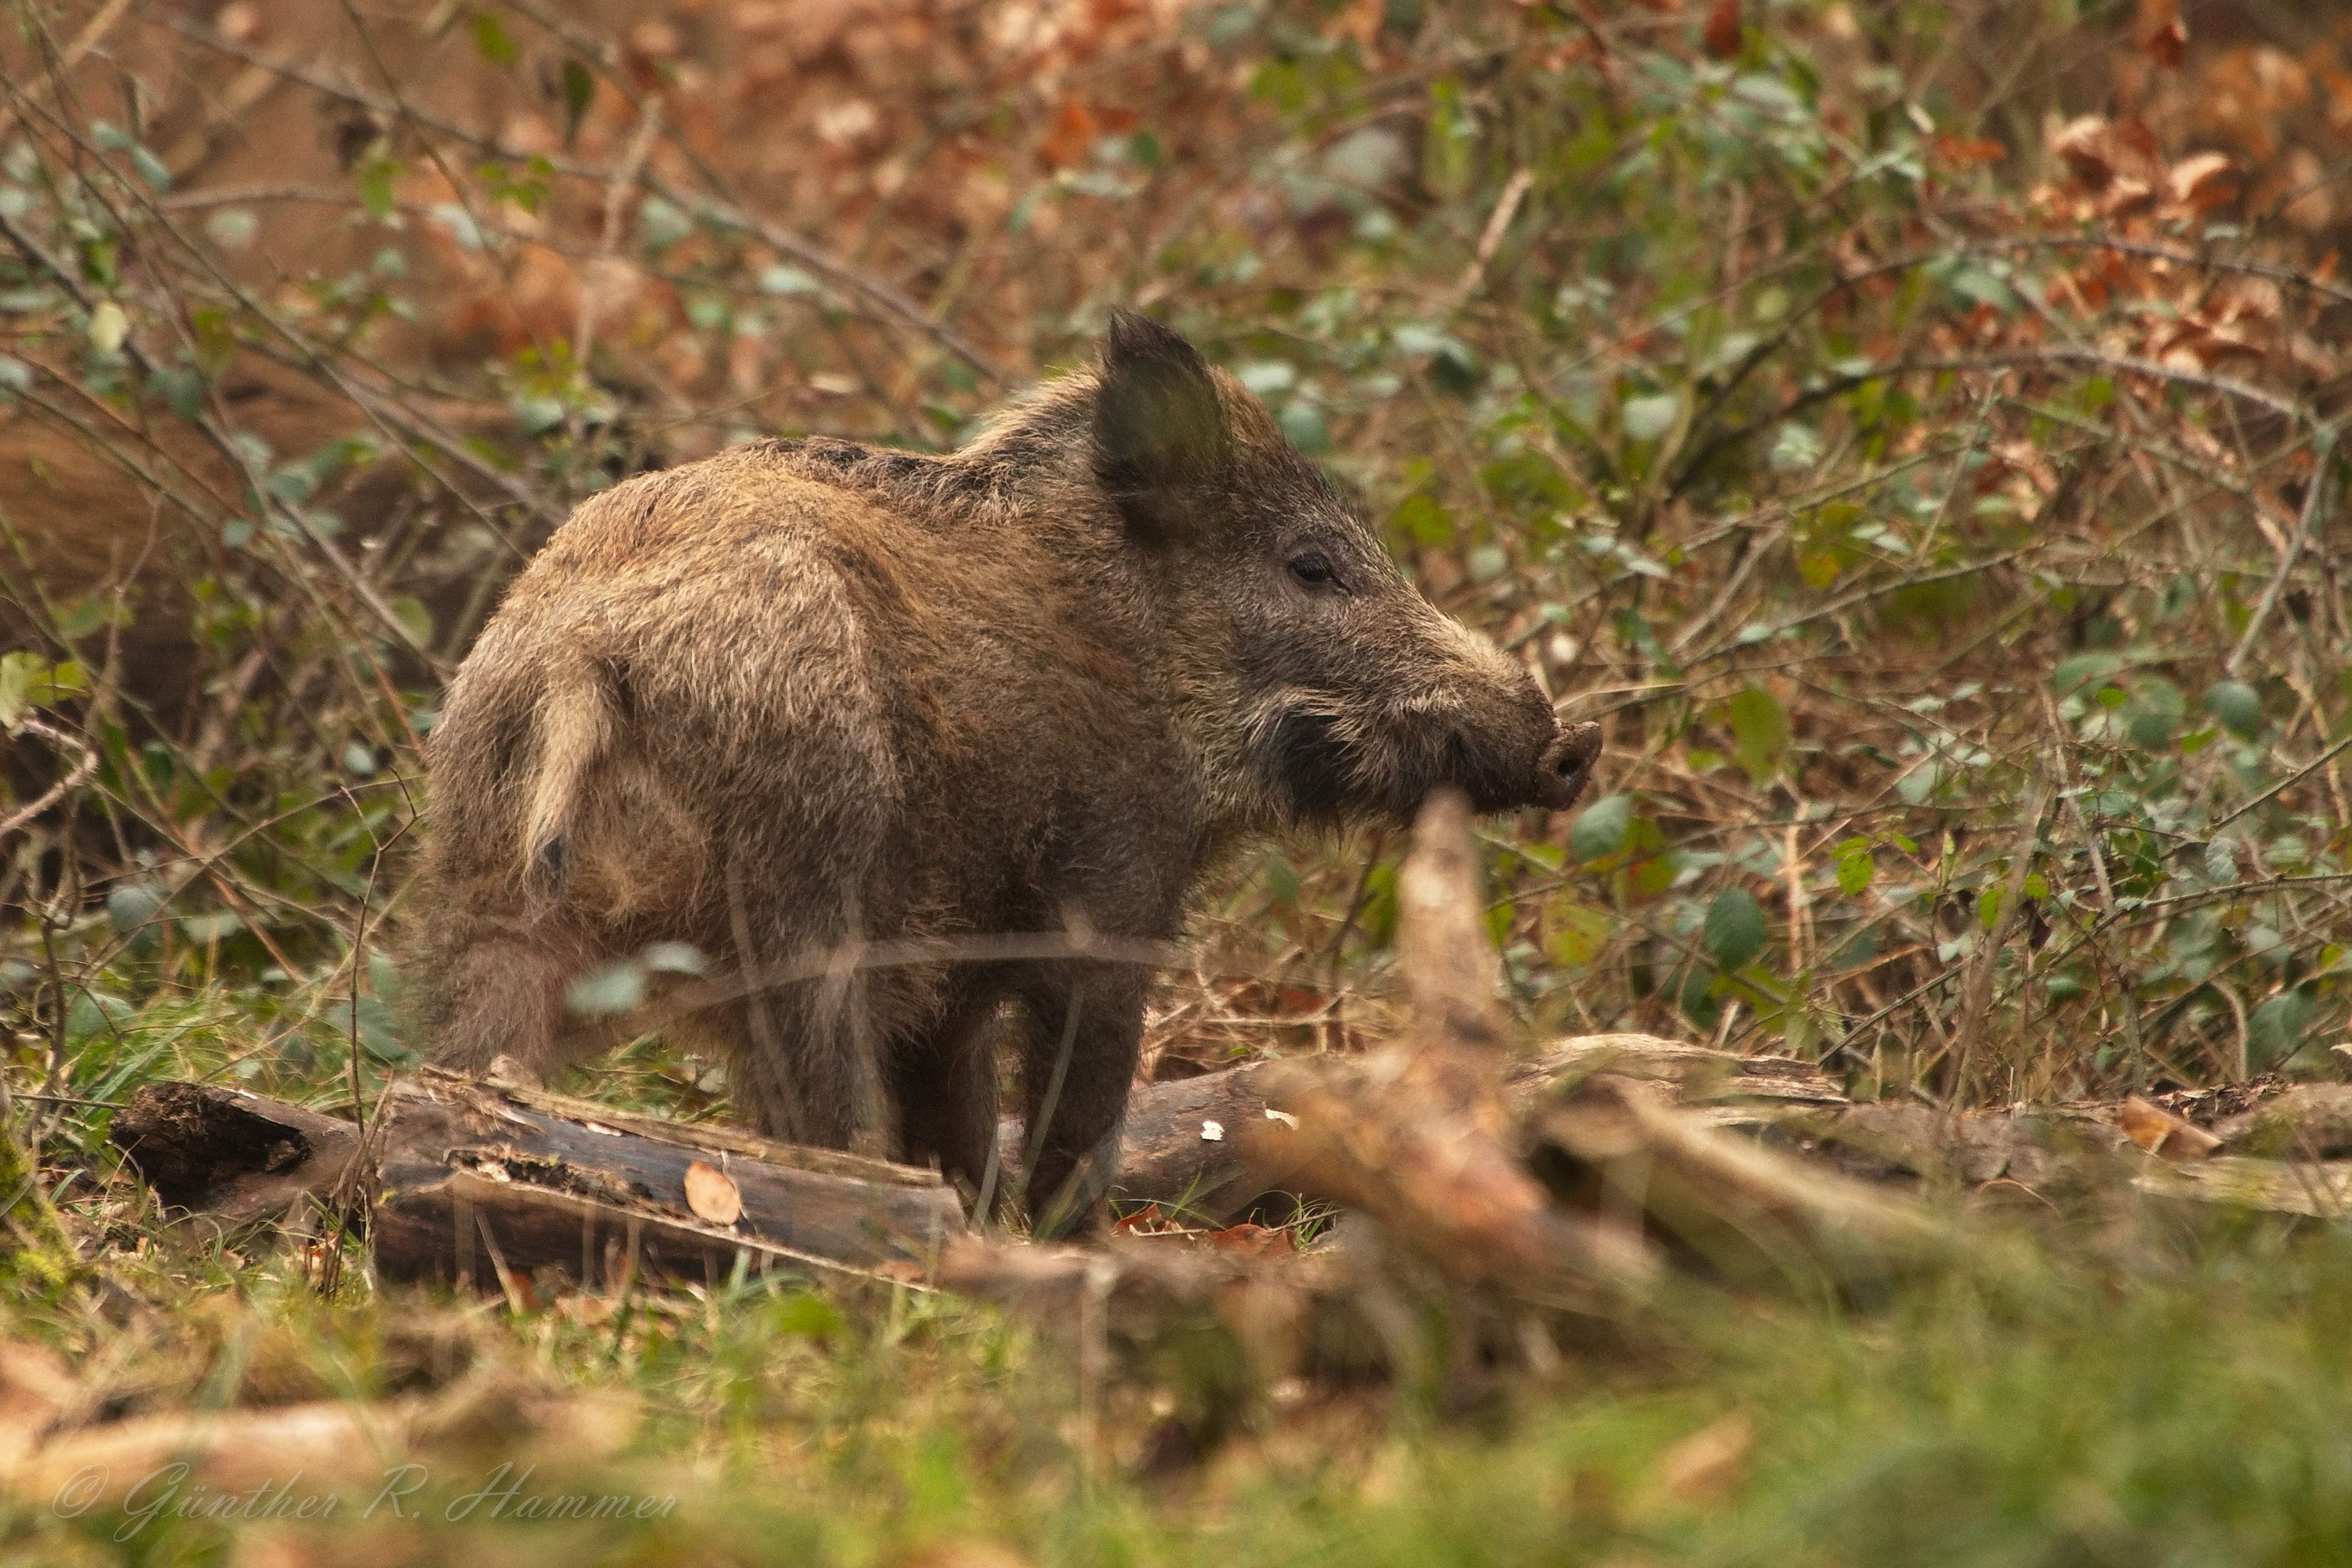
[
  {"left": 2228, "top": 427, "right": 2338, "bottom": 679},
  {"left": 0, "top": 717, "right": 99, "bottom": 839},
  {"left": 574, "top": 101, "right": 664, "bottom": 372}
]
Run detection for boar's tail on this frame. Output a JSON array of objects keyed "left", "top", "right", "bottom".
[{"left": 520, "top": 652, "right": 613, "bottom": 903}]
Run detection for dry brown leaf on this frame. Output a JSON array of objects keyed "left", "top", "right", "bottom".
[
  {"left": 1205, "top": 1222, "right": 1289, "bottom": 1257},
  {"left": 2119, "top": 1095, "right": 2222, "bottom": 1162},
  {"left": 684, "top": 1159, "right": 745, "bottom": 1226},
  {"left": 2165, "top": 152, "right": 2238, "bottom": 212},
  {"left": 2051, "top": 116, "right": 2120, "bottom": 186},
  {"left": 1039, "top": 98, "right": 1099, "bottom": 169},
  {"left": 2143, "top": 17, "right": 2186, "bottom": 71},
  {"left": 1655, "top": 1413, "right": 1754, "bottom": 1504},
  {"left": 1702, "top": 0, "right": 1741, "bottom": 60}
]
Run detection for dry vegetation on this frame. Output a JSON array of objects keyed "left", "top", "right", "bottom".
[{"left": 3, "top": 0, "right": 2352, "bottom": 1561}]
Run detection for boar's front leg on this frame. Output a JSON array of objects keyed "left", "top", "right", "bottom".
[{"left": 1015, "top": 961, "right": 1146, "bottom": 1237}]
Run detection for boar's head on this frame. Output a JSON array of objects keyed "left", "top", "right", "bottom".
[{"left": 1091, "top": 309, "right": 1600, "bottom": 828}]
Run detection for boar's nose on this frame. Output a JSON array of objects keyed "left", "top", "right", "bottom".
[{"left": 1534, "top": 721, "right": 1603, "bottom": 811}]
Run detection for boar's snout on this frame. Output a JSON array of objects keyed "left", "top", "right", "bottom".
[{"left": 1534, "top": 721, "right": 1603, "bottom": 813}]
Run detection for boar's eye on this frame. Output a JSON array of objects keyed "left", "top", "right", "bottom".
[{"left": 1287, "top": 553, "right": 1342, "bottom": 591}]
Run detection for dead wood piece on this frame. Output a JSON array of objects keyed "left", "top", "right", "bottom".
[
  {"left": 1396, "top": 789, "right": 1510, "bottom": 1052},
  {"left": 109, "top": 1082, "right": 362, "bottom": 1228},
  {"left": 1536, "top": 1075, "right": 1956, "bottom": 1293},
  {"left": 1, "top": 1368, "right": 637, "bottom": 1516},
  {"left": 1513, "top": 1035, "right": 1845, "bottom": 1107},
  {"left": 1105, "top": 1035, "right": 1832, "bottom": 1224},
  {"left": 2134, "top": 1155, "right": 2352, "bottom": 1218},
  {"left": 1242, "top": 1053, "right": 1660, "bottom": 1307},
  {"left": 1759, "top": 1100, "right": 2131, "bottom": 1191},
  {"left": 370, "top": 1166, "right": 921, "bottom": 1294},
  {"left": 2213, "top": 1085, "right": 2352, "bottom": 1159},
  {"left": 370, "top": 1073, "right": 965, "bottom": 1287},
  {"left": 936, "top": 1232, "right": 1379, "bottom": 1387},
  {"left": 1239, "top": 795, "right": 1663, "bottom": 1306}
]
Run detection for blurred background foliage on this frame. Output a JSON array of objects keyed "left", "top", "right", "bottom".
[{"left": 3, "top": 0, "right": 2351, "bottom": 1162}]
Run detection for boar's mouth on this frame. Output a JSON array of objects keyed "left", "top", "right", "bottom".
[{"left": 1263, "top": 707, "right": 1602, "bottom": 824}]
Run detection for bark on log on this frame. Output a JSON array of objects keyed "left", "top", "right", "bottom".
[
  {"left": 369, "top": 1071, "right": 965, "bottom": 1288},
  {"left": 1105, "top": 1060, "right": 1291, "bottom": 1221}
]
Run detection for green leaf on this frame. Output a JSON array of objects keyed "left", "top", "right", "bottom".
[
  {"left": 1727, "top": 684, "right": 1790, "bottom": 785},
  {"left": 1540, "top": 894, "right": 1611, "bottom": 969},
  {"left": 1702, "top": 887, "right": 1767, "bottom": 972},
  {"left": 106, "top": 879, "right": 167, "bottom": 935},
  {"left": 1621, "top": 392, "right": 1680, "bottom": 443},
  {"left": 87, "top": 300, "right": 128, "bottom": 354},
  {"left": 1569, "top": 793, "right": 1632, "bottom": 861},
  {"left": 355, "top": 995, "right": 412, "bottom": 1062},
  {"left": 130, "top": 145, "right": 172, "bottom": 192},
  {"left": 0, "top": 652, "right": 35, "bottom": 732},
  {"left": 1676, "top": 964, "right": 1721, "bottom": 1028},
  {"left": 0, "top": 651, "right": 84, "bottom": 731},
  {"left": 1836, "top": 845, "right": 1875, "bottom": 896},
  {"left": 769, "top": 1291, "right": 845, "bottom": 1341},
  {"left": 1279, "top": 400, "right": 1330, "bottom": 453},
  {"left": 468, "top": 10, "right": 519, "bottom": 67},
  {"left": 758, "top": 264, "right": 821, "bottom": 297},
  {"left": 1391, "top": 491, "right": 1453, "bottom": 548},
  {"left": 2051, "top": 652, "right": 2123, "bottom": 695},
  {"left": 2204, "top": 680, "right": 2262, "bottom": 739},
  {"left": 2248, "top": 987, "right": 2318, "bottom": 1070},
  {"left": 566, "top": 959, "right": 646, "bottom": 1017},
  {"left": 641, "top": 941, "right": 707, "bottom": 975},
  {"left": 356, "top": 154, "right": 401, "bottom": 221},
  {"left": 559, "top": 59, "right": 597, "bottom": 145},
  {"left": 638, "top": 195, "right": 694, "bottom": 251}
]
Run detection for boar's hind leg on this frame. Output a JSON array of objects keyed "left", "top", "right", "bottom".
[
  {"left": 720, "top": 972, "right": 894, "bottom": 1156},
  {"left": 1015, "top": 963, "right": 1146, "bottom": 1237},
  {"left": 890, "top": 981, "right": 1010, "bottom": 1207}
]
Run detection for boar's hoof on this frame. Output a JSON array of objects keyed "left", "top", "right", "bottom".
[{"left": 1536, "top": 722, "right": 1604, "bottom": 811}]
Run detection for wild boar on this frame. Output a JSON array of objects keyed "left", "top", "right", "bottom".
[{"left": 415, "top": 309, "right": 1600, "bottom": 1230}]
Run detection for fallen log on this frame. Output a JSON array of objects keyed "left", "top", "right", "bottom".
[{"left": 111, "top": 1067, "right": 967, "bottom": 1289}]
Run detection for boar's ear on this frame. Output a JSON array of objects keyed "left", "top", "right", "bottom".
[{"left": 1092, "top": 308, "right": 1231, "bottom": 545}]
